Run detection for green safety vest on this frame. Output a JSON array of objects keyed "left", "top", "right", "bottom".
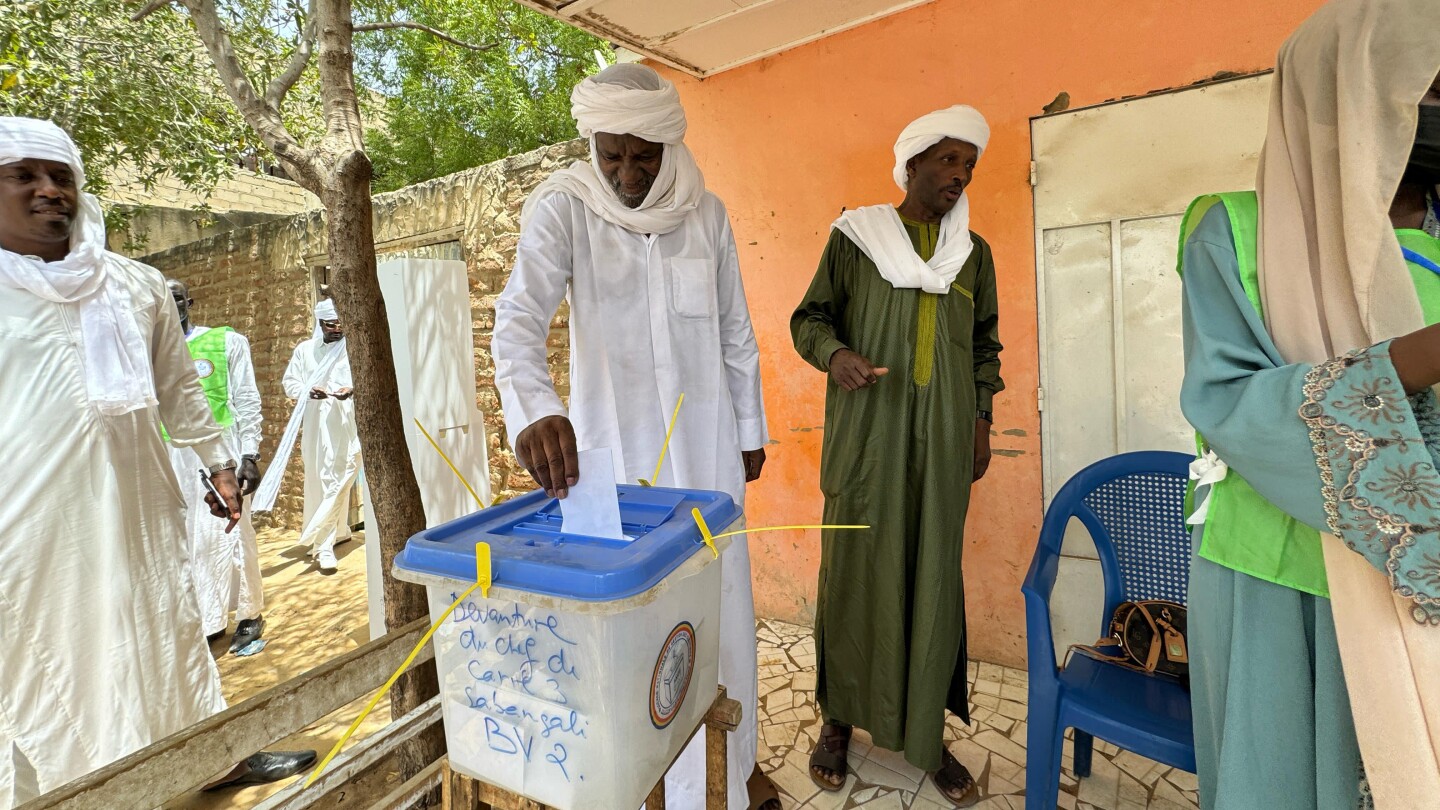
[
  {"left": 1177, "top": 192, "right": 1440, "bottom": 596},
  {"left": 161, "top": 326, "right": 234, "bottom": 442}
]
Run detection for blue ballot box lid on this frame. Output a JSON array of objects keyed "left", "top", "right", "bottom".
[{"left": 394, "top": 485, "right": 741, "bottom": 601}]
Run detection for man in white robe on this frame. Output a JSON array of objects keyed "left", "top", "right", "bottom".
[
  {"left": 0, "top": 117, "right": 313, "bottom": 806},
  {"left": 493, "top": 64, "right": 774, "bottom": 810},
  {"left": 165, "top": 278, "right": 267, "bottom": 653},
  {"left": 278, "top": 300, "right": 360, "bottom": 573}
]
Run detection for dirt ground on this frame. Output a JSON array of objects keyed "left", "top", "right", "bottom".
[{"left": 164, "top": 526, "right": 405, "bottom": 808}]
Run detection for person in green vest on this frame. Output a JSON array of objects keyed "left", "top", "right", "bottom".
[
  {"left": 166, "top": 278, "right": 267, "bottom": 654},
  {"left": 1179, "top": 2, "right": 1440, "bottom": 805},
  {"left": 792, "top": 105, "right": 1003, "bottom": 807}
]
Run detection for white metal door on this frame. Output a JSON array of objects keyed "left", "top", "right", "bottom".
[{"left": 1031, "top": 74, "right": 1272, "bottom": 654}]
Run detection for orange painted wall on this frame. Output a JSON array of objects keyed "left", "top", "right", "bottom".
[{"left": 657, "top": 0, "right": 1324, "bottom": 668}]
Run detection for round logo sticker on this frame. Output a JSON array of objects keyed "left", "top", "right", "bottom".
[
  {"left": 194, "top": 358, "right": 215, "bottom": 379},
  {"left": 650, "top": 621, "right": 695, "bottom": 729}
]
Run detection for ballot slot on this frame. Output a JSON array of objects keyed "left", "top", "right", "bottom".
[
  {"left": 495, "top": 489, "right": 686, "bottom": 547},
  {"left": 540, "top": 484, "right": 691, "bottom": 525}
]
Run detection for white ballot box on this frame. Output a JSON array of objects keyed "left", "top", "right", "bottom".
[{"left": 393, "top": 485, "right": 740, "bottom": 810}]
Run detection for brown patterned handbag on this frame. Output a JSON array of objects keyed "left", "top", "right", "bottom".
[{"left": 1067, "top": 600, "right": 1189, "bottom": 685}]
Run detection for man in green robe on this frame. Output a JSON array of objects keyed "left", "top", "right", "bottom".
[{"left": 791, "top": 105, "right": 1003, "bottom": 806}]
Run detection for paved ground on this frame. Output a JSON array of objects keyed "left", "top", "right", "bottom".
[{"left": 754, "top": 619, "right": 1199, "bottom": 810}]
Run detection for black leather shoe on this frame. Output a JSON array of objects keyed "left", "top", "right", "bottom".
[
  {"left": 203, "top": 750, "right": 318, "bottom": 791},
  {"left": 229, "top": 616, "right": 265, "bottom": 654}
]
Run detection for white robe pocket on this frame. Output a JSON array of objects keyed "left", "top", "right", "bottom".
[{"left": 668, "top": 257, "right": 715, "bottom": 319}]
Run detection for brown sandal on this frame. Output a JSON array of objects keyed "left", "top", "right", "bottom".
[
  {"left": 747, "top": 766, "right": 782, "bottom": 810},
  {"left": 932, "top": 748, "right": 980, "bottom": 808},
  {"left": 808, "top": 723, "right": 852, "bottom": 791}
]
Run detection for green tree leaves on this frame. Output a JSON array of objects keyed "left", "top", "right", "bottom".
[{"left": 355, "top": 0, "right": 601, "bottom": 192}]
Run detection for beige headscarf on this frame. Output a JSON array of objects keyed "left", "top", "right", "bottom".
[{"left": 1257, "top": 1, "right": 1440, "bottom": 804}]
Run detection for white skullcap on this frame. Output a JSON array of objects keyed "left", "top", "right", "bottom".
[
  {"left": 314, "top": 299, "right": 338, "bottom": 320},
  {"left": 570, "top": 64, "right": 687, "bottom": 145},
  {"left": 892, "top": 105, "right": 990, "bottom": 191},
  {"left": 0, "top": 117, "right": 87, "bottom": 189}
]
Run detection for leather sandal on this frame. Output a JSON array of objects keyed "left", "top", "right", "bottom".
[
  {"left": 809, "top": 723, "right": 852, "bottom": 791},
  {"left": 932, "top": 748, "right": 980, "bottom": 808}
]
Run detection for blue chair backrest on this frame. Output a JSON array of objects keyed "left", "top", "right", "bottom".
[{"left": 1039, "top": 451, "right": 1193, "bottom": 632}]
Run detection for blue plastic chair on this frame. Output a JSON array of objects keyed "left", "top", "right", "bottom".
[{"left": 1021, "top": 451, "right": 1196, "bottom": 810}]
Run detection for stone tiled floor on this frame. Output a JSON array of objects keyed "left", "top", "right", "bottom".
[{"left": 755, "top": 619, "right": 1199, "bottom": 810}]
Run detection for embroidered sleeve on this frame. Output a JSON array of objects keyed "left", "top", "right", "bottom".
[{"left": 1300, "top": 343, "right": 1440, "bottom": 624}]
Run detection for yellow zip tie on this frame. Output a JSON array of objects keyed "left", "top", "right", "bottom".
[
  {"left": 414, "top": 418, "right": 484, "bottom": 509},
  {"left": 639, "top": 394, "right": 685, "bottom": 487},
  {"left": 476, "top": 541, "right": 492, "bottom": 599},
  {"left": 306, "top": 542, "right": 490, "bottom": 787},
  {"left": 690, "top": 508, "right": 867, "bottom": 559},
  {"left": 709, "top": 523, "right": 870, "bottom": 540},
  {"left": 691, "top": 507, "right": 719, "bottom": 558}
]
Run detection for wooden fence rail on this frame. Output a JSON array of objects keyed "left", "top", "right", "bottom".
[{"left": 21, "top": 618, "right": 431, "bottom": 810}]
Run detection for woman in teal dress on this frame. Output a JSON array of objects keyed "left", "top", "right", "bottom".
[{"left": 1180, "top": 1, "right": 1440, "bottom": 807}]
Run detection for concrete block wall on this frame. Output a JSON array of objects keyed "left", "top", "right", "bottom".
[
  {"left": 106, "top": 167, "right": 322, "bottom": 256},
  {"left": 139, "top": 214, "right": 320, "bottom": 527},
  {"left": 106, "top": 166, "right": 320, "bottom": 214},
  {"left": 136, "top": 139, "right": 587, "bottom": 529}
]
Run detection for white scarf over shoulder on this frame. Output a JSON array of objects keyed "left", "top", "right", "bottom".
[
  {"left": 0, "top": 117, "right": 156, "bottom": 415},
  {"left": 521, "top": 64, "right": 704, "bottom": 236},
  {"left": 833, "top": 105, "right": 990, "bottom": 294}
]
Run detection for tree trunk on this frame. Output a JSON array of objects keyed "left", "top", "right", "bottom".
[
  {"left": 168, "top": 0, "right": 445, "bottom": 783},
  {"left": 321, "top": 155, "right": 443, "bottom": 778},
  {"left": 312, "top": 0, "right": 440, "bottom": 781}
]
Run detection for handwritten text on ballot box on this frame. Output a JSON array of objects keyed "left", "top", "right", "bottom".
[{"left": 446, "top": 599, "right": 590, "bottom": 790}]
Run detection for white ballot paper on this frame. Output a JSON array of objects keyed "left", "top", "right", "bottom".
[{"left": 560, "top": 447, "right": 625, "bottom": 540}]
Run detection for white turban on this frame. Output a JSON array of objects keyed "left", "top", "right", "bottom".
[
  {"left": 571, "top": 63, "right": 688, "bottom": 144},
  {"left": 311, "top": 297, "right": 338, "bottom": 343},
  {"left": 521, "top": 64, "right": 705, "bottom": 235},
  {"left": 0, "top": 117, "right": 88, "bottom": 189},
  {"left": 832, "top": 105, "right": 991, "bottom": 294},
  {"left": 892, "top": 105, "right": 990, "bottom": 190},
  {"left": 0, "top": 117, "right": 157, "bottom": 415}
]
